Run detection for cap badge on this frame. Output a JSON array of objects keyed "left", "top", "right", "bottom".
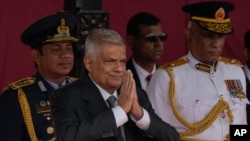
[
  {"left": 215, "top": 7, "right": 225, "bottom": 21},
  {"left": 45, "top": 17, "right": 79, "bottom": 43},
  {"left": 57, "top": 18, "right": 70, "bottom": 34}
]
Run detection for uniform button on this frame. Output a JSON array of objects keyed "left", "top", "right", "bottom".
[
  {"left": 211, "top": 72, "right": 216, "bottom": 77},
  {"left": 195, "top": 99, "right": 200, "bottom": 104},
  {"left": 46, "top": 116, "right": 51, "bottom": 120},
  {"left": 220, "top": 95, "right": 224, "bottom": 100},
  {"left": 221, "top": 112, "right": 226, "bottom": 118},
  {"left": 40, "top": 101, "right": 47, "bottom": 107},
  {"left": 47, "top": 126, "right": 54, "bottom": 134}
]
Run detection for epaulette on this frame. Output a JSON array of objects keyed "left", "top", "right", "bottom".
[
  {"left": 159, "top": 58, "right": 189, "bottom": 70},
  {"left": 8, "top": 77, "right": 36, "bottom": 90},
  {"left": 67, "top": 76, "right": 78, "bottom": 83},
  {"left": 219, "top": 56, "right": 243, "bottom": 67}
]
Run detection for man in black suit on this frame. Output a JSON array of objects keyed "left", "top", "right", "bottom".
[
  {"left": 243, "top": 30, "right": 250, "bottom": 124},
  {"left": 51, "top": 28, "right": 180, "bottom": 141},
  {"left": 126, "top": 12, "right": 167, "bottom": 91}
]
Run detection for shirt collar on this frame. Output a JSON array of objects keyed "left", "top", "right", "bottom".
[
  {"left": 88, "top": 74, "right": 118, "bottom": 101},
  {"left": 132, "top": 58, "right": 156, "bottom": 77},
  {"left": 44, "top": 78, "right": 67, "bottom": 89},
  {"left": 186, "top": 51, "right": 218, "bottom": 72}
]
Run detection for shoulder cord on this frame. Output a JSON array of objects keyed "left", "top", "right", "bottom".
[
  {"left": 18, "top": 88, "right": 56, "bottom": 141},
  {"left": 164, "top": 68, "right": 233, "bottom": 138}
]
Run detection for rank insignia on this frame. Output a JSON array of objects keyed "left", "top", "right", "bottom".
[
  {"left": 36, "top": 100, "right": 52, "bottom": 120},
  {"left": 225, "top": 80, "right": 246, "bottom": 100}
]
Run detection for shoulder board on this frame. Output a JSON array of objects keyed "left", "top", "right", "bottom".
[
  {"left": 219, "top": 57, "right": 243, "bottom": 67},
  {"left": 67, "top": 76, "right": 78, "bottom": 83},
  {"left": 8, "top": 77, "right": 36, "bottom": 90},
  {"left": 159, "top": 58, "right": 189, "bottom": 69}
]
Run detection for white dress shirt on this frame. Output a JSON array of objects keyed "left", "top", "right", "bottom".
[{"left": 132, "top": 58, "right": 156, "bottom": 91}]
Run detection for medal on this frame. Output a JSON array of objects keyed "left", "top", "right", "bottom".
[{"left": 225, "top": 80, "right": 246, "bottom": 100}]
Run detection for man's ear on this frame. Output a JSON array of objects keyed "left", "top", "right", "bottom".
[
  {"left": 31, "top": 49, "right": 41, "bottom": 65},
  {"left": 83, "top": 56, "right": 92, "bottom": 72}
]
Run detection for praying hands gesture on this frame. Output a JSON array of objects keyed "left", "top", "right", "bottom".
[{"left": 118, "top": 70, "right": 143, "bottom": 120}]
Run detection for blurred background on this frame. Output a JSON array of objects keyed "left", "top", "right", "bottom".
[{"left": 1, "top": 0, "right": 250, "bottom": 90}]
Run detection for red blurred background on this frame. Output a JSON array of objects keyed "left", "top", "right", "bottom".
[{"left": 1, "top": 0, "right": 250, "bottom": 91}]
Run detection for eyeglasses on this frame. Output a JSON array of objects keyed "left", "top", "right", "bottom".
[{"left": 142, "top": 33, "right": 167, "bottom": 42}]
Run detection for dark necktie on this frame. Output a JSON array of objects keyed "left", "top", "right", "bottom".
[
  {"left": 107, "top": 95, "right": 116, "bottom": 108},
  {"left": 106, "top": 96, "right": 124, "bottom": 141},
  {"left": 58, "top": 84, "right": 62, "bottom": 88},
  {"left": 146, "top": 74, "right": 153, "bottom": 83}
]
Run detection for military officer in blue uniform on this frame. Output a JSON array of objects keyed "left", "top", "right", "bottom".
[
  {"left": 147, "top": 1, "right": 249, "bottom": 141},
  {"left": 0, "top": 12, "right": 78, "bottom": 141}
]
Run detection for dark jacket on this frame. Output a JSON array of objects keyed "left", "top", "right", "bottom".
[
  {"left": 246, "top": 77, "right": 250, "bottom": 124},
  {"left": 51, "top": 70, "right": 180, "bottom": 141},
  {"left": 126, "top": 58, "right": 142, "bottom": 88}
]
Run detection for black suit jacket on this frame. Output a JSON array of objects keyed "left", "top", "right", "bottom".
[
  {"left": 246, "top": 77, "right": 250, "bottom": 124},
  {"left": 51, "top": 71, "right": 180, "bottom": 141},
  {"left": 126, "top": 58, "right": 142, "bottom": 88}
]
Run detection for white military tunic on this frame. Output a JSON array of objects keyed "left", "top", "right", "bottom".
[{"left": 147, "top": 51, "right": 249, "bottom": 140}]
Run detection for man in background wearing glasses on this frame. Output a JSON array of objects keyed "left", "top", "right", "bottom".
[{"left": 126, "top": 12, "right": 167, "bottom": 91}]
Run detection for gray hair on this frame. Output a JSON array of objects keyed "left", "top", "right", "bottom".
[{"left": 84, "top": 28, "right": 126, "bottom": 60}]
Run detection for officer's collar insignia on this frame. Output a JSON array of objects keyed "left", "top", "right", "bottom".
[
  {"left": 195, "top": 61, "right": 218, "bottom": 73},
  {"left": 38, "top": 81, "right": 47, "bottom": 92},
  {"left": 225, "top": 80, "right": 246, "bottom": 101},
  {"left": 67, "top": 76, "right": 78, "bottom": 82}
]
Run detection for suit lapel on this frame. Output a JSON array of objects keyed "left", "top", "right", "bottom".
[
  {"left": 126, "top": 58, "right": 142, "bottom": 88},
  {"left": 79, "top": 71, "right": 109, "bottom": 115}
]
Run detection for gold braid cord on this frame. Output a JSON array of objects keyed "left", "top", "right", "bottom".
[
  {"left": 18, "top": 88, "right": 56, "bottom": 141},
  {"left": 164, "top": 68, "right": 234, "bottom": 138}
]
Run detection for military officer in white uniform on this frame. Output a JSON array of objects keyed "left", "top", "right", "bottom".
[{"left": 147, "top": 1, "right": 249, "bottom": 141}]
